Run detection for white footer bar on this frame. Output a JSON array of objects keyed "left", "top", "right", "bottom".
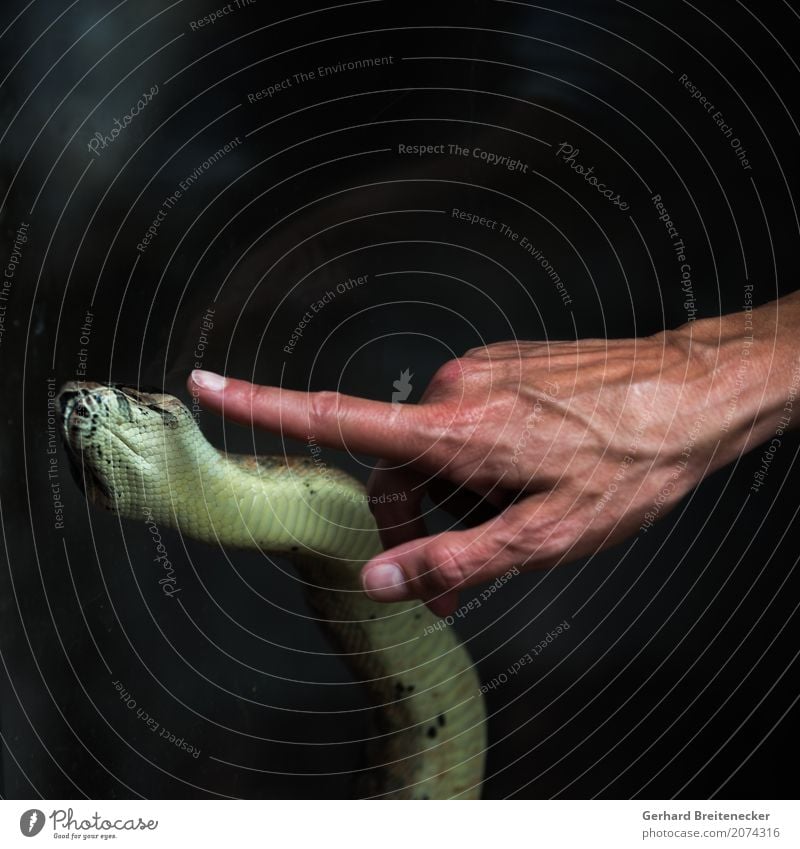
[{"left": 2, "top": 799, "right": 796, "bottom": 848}]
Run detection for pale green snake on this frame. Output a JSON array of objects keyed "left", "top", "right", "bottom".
[{"left": 58, "top": 381, "right": 487, "bottom": 799}]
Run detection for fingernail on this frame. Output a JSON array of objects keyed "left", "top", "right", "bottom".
[
  {"left": 363, "top": 563, "right": 409, "bottom": 602},
  {"left": 191, "top": 369, "right": 227, "bottom": 391}
]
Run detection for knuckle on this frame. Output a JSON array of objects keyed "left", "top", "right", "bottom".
[
  {"left": 422, "top": 536, "right": 472, "bottom": 592},
  {"left": 309, "top": 390, "right": 341, "bottom": 427},
  {"left": 429, "top": 358, "right": 467, "bottom": 390}
]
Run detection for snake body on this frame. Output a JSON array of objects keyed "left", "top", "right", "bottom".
[{"left": 58, "top": 381, "right": 486, "bottom": 798}]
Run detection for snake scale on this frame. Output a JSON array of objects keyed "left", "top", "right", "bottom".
[{"left": 58, "top": 381, "right": 486, "bottom": 799}]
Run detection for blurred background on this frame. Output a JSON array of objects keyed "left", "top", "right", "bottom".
[{"left": 1, "top": 0, "right": 798, "bottom": 799}]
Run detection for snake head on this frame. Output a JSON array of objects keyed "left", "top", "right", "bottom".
[{"left": 57, "top": 381, "right": 188, "bottom": 517}]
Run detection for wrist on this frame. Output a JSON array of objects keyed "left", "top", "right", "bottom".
[{"left": 672, "top": 291, "right": 800, "bottom": 464}]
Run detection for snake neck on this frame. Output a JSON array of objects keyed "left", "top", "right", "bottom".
[
  {"left": 138, "top": 430, "right": 486, "bottom": 799},
  {"left": 147, "top": 433, "right": 381, "bottom": 568}
]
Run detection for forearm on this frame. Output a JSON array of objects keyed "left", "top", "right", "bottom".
[{"left": 674, "top": 289, "right": 800, "bottom": 465}]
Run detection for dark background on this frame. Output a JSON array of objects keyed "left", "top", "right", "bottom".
[{"left": 1, "top": 0, "right": 798, "bottom": 799}]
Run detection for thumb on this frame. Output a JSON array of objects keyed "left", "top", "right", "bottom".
[{"left": 361, "top": 495, "right": 571, "bottom": 606}]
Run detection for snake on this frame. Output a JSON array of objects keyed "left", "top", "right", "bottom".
[{"left": 58, "top": 381, "right": 486, "bottom": 799}]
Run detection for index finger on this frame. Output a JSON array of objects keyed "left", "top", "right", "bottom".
[{"left": 189, "top": 370, "right": 439, "bottom": 460}]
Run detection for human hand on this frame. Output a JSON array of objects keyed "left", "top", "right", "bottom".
[{"left": 189, "top": 302, "right": 794, "bottom": 617}]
